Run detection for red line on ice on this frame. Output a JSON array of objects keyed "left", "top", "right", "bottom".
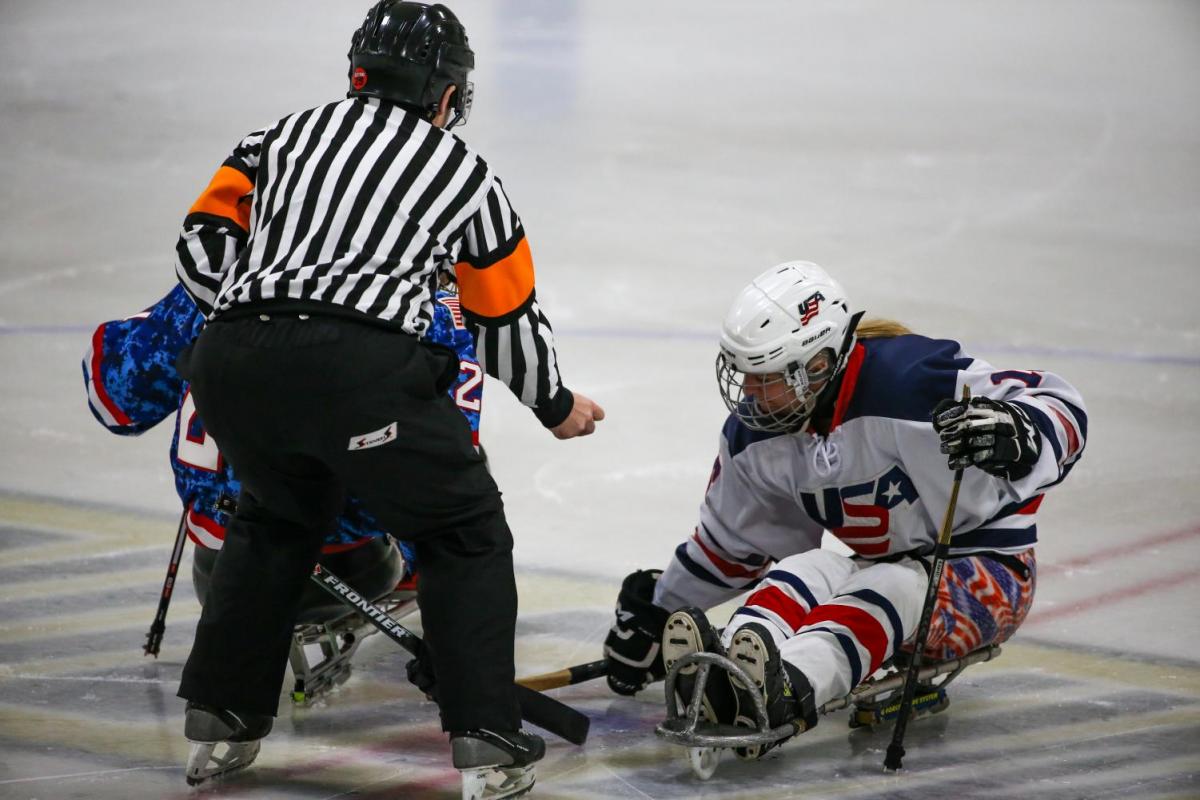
[
  {"left": 1024, "top": 567, "right": 1197, "bottom": 625},
  {"left": 1022, "top": 523, "right": 1200, "bottom": 625},
  {"left": 1037, "top": 523, "right": 1200, "bottom": 576}
]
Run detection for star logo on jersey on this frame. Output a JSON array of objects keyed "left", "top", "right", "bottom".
[
  {"left": 880, "top": 481, "right": 904, "bottom": 504},
  {"left": 799, "top": 465, "right": 920, "bottom": 557}
]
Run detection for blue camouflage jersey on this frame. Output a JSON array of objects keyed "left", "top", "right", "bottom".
[{"left": 83, "top": 285, "right": 483, "bottom": 565}]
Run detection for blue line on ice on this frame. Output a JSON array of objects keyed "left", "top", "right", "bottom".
[{"left": 3, "top": 324, "right": 1197, "bottom": 367}]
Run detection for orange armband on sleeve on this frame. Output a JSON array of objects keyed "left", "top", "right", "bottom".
[
  {"left": 456, "top": 236, "right": 536, "bottom": 319},
  {"left": 187, "top": 165, "right": 254, "bottom": 232}
]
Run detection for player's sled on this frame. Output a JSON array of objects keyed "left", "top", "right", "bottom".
[
  {"left": 192, "top": 535, "right": 416, "bottom": 706},
  {"left": 655, "top": 643, "right": 1001, "bottom": 779},
  {"left": 287, "top": 582, "right": 418, "bottom": 705}
]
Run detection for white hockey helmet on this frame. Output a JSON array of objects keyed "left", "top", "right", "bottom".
[{"left": 716, "top": 261, "right": 859, "bottom": 432}]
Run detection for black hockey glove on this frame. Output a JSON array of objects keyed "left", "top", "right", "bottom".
[
  {"left": 405, "top": 646, "right": 439, "bottom": 702},
  {"left": 932, "top": 396, "right": 1041, "bottom": 480},
  {"left": 603, "top": 569, "right": 670, "bottom": 696}
]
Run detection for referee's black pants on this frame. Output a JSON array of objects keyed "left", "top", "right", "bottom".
[{"left": 176, "top": 311, "right": 521, "bottom": 733}]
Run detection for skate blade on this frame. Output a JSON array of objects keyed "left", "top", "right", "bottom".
[
  {"left": 689, "top": 746, "right": 721, "bottom": 780},
  {"left": 730, "top": 727, "right": 767, "bottom": 761},
  {"left": 460, "top": 764, "right": 535, "bottom": 800},
  {"left": 184, "top": 740, "right": 261, "bottom": 786},
  {"left": 851, "top": 687, "right": 949, "bottom": 729}
]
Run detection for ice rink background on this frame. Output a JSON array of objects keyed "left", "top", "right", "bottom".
[{"left": 0, "top": 1, "right": 1197, "bottom": 798}]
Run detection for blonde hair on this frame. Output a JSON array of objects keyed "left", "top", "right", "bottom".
[
  {"left": 855, "top": 317, "right": 913, "bottom": 339},
  {"left": 859, "top": 316, "right": 912, "bottom": 340}
]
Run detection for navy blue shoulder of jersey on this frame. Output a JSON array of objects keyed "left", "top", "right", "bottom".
[
  {"left": 842, "top": 335, "right": 974, "bottom": 424},
  {"left": 722, "top": 412, "right": 787, "bottom": 458}
]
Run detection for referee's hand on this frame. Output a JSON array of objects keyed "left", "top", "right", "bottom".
[{"left": 551, "top": 392, "right": 605, "bottom": 439}]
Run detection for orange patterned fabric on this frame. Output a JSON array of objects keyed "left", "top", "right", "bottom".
[{"left": 187, "top": 165, "right": 254, "bottom": 232}]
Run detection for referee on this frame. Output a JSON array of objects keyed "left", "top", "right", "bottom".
[{"left": 173, "top": 1, "right": 603, "bottom": 784}]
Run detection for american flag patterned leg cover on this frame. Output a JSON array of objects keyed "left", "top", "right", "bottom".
[{"left": 922, "top": 550, "right": 1037, "bottom": 661}]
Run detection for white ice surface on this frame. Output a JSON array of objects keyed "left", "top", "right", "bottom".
[{"left": 1, "top": 1, "right": 1197, "bottom": 798}]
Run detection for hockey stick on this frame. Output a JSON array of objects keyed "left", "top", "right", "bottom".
[
  {"left": 309, "top": 563, "right": 591, "bottom": 745},
  {"left": 884, "top": 385, "right": 970, "bottom": 772},
  {"left": 517, "top": 659, "right": 607, "bottom": 692},
  {"left": 144, "top": 509, "right": 189, "bottom": 657}
]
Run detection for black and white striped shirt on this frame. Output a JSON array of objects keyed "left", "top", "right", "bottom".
[{"left": 175, "top": 96, "right": 571, "bottom": 425}]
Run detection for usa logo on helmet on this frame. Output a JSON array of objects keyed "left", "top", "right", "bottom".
[
  {"left": 798, "top": 291, "right": 825, "bottom": 326},
  {"left": 352, "top": 67, "right": 368, "bottom": 91}
]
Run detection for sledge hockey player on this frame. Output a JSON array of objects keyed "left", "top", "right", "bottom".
[
  {"left": 83, "top": 284, "right": 481, "bottom": 708},
  {"left": 159, "top": 1, "right": 603, "bottom": 795},
  {"left": 603, "top": 260, "right": 1086, "bottom": 764}
]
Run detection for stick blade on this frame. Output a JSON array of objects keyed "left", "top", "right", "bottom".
[{"left": 516, "top": 685, "right": 590, "bottom": 745}]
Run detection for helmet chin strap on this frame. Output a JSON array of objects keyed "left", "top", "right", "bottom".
[
  {"left": 791, "top": 310, "right": 865, "bottom": 434},
  {"left": 836, "top": 310, "right": 865, "bottom": 373}
]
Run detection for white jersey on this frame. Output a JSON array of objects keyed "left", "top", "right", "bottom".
[{"left": 655, "top": 334, "right": 1087, "bottom": 612}]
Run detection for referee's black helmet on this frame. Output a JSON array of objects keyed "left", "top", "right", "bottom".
[{"left": 348, "top": 1, "right": 475, "bottom": 127}]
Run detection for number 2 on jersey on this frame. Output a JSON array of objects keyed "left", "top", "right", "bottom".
[
  {"left": 176, "top": 389, "right": 223, "bottom": 472},
  {"left": 455, "top": 362, "right": 483, "bottom": 411}
]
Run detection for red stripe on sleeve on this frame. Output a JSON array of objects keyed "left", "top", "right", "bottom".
[
  {"left": 801, "top": 603, "right": 890, "bottom": 672},
  {"left": 1017, "top": 495, "right": 1044, "bottom": 515},
  {"left": 90, "top": 324, "right": 132, "bottom": 426},
  {"left": 1050, "top": 407, "right": 1081, "bottom": 459},
  {"left": 692, "top": 532, "right": 765, "bottom": 579}
]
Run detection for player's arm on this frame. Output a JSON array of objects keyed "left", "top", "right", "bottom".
[
  {"left": 655, "top": 422, "right": 815, "bottom": 612},
  {"left": 914, "top": 348, "right": 1087, "bottom": 555},
  {"left": 933, "top": 359, "right": 1087, "bottom": 490},
  {"left": 603, "top": 419, "right": 814, "bottom": 695},
  {"left": 83, "top": 285, "right": 205, "bottom": 434},
  {"left": 450, "top": 176, "right": 597, "bottom": 433},
  {"left": 174, "top": 130, "right": 264, "bottom": 316}
]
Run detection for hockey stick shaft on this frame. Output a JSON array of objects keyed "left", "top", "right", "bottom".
[
  {"left": 884, "top": 386, "right": 970, "bottom": 772},
  {"left": 517, "top": 659, "right": 607, "bottom": 692},
  {"left": 144, "top": 509, "right": 189, "bottom": 657},
  {"left": 308, "top": 564, "right": 591, "bottom": 745}
]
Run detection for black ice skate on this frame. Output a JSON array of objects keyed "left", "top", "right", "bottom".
[
  {"left": 726, "top": 622, "right": 818, "bottom": 760},
  {"left": 662, "top": 607, "right": 739, "bottom": 725},
  {"left": 451, "top": 728, "right": 544, "bottom": 800},
  {"left": 183, "top": 702, "right": 272, "bottom": 786}
]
